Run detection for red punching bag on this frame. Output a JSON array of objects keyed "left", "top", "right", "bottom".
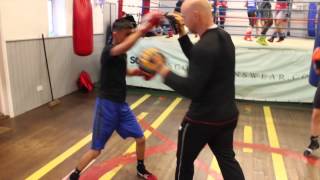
[{"left": 73, "top": 0, "right": 93, "bottom": 56}]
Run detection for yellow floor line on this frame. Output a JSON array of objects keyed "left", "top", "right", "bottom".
[
  {"left": 25, "top": 94, "right": 151, "bottom": 180},
  {"left": 263, "top": 106, "right": 288, "bottom": 180},
  {"left": 130, "top": 94, "right": 151, "bottom": 110},
  {"left": 243, "top": 125, "right": 253, "bottom": 153},
  {"left": 207, "top": 155, "right": 221, "bottom": 180},
  {"left": 99, "top": 97, "right": 183, "bottom": 180}
]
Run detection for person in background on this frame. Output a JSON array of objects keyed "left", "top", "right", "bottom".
[
  {"left": 216, "top": 0, "right": 228, "bottom": 29},
  {"left": 256, "top": 0, "right": 273, "bottom": 45},
  {"left": 244, "top": 0, "right": 258, "bottom": 41},
  {"left": 268, "top": 0, "right": 288, "bottom": 42}
]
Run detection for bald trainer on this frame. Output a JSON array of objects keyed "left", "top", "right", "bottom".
[{"left": 154, "top": 0, "right": 245, "bottom": 179}]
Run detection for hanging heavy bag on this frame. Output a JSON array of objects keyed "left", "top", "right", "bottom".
[{"left": 73, "top": 0, "right": 93, "bottom": 56}]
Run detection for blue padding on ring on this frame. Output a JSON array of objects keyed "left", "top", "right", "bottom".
[{"left": 308, "top": 3, "right": 317, "bottom": 37}]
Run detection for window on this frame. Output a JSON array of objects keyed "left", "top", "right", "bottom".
[
  {"left": 48, "top": 0, "right": 54, "bottom": 36},
  {"left": 47, "top": 0, "right": 67, "bottom": 37}
]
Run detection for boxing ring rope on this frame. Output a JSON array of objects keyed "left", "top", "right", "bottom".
[
  {"left": 96, "top": 0, "right": 317, "bottom": 41},
  {"left": 117, "top": 0, "right": 314, "bottom": 38},
  {"left": 158, "top": 0, "right": 316, "bottom": 3},
  {"left": 119, "top": 4, "right": 314, "bottom": 12},
  {"left": 120, "top": 10, "right": 312, "bottom": 23}
]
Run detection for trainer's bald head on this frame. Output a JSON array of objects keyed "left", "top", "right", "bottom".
[
  {"left": 181, "top": 0, "right": 214, "bottom": 35},
  {"left": 181, "top": 0, "right": 212, "bottom": 18}
]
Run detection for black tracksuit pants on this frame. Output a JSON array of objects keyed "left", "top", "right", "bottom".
[{"left": 175, "top": 119, "right": 245, "bottom": 180}]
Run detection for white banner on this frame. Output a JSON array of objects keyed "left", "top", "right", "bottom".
[{"left": 126, "top": 35, "right": 315, "bottom": 103}]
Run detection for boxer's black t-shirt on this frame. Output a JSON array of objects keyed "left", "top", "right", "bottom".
[{"left": 98, "top": 46, "right": 127, "bottom": 103}]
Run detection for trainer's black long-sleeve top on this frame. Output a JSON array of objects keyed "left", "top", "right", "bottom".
[{"left": 164, "top": 28, "right": 238, "bottom": 125}]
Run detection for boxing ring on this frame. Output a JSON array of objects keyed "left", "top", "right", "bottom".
[{"left": 95, "top": 0, "right": 318, "bottom": 102}]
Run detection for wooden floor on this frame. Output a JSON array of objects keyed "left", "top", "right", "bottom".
[{"left": 1, "top": 88, "right": 319, "bottom": 180}]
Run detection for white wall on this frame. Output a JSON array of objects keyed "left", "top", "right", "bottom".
[
  {"left": 0, "top": 0, "right": 49, "bottom": 41},
  {"left": 0, "top": 0, "right": 105, "bottom": 117},
  {"left": 5, "top": 35, "right": 104, "bottom": 116},
  {"left": 0, "top": 0, "right": 49, "bottom": 117},
  {"left": 0, "top": 0, "right": 105, "bottom": 38},
  {"left": 0, "top": 10, "right": 10, "bottom": 116},
  {"left": 0, "top": 9, "right": 14, "bottom": 117},
  {"left": 0, "top": 11, "right": 3, "bottom": 114}
]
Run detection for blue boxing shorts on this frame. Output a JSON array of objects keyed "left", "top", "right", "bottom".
[{"left": 91, "top": 98, "right": 144, "bottom": 150}]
